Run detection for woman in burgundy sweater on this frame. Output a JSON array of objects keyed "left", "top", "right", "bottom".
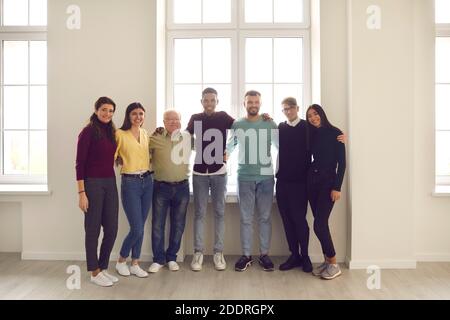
[{"left": 75, "top": 97, "right": 119, "bottom": 287}]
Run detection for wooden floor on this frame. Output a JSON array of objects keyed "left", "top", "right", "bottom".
[{"left": 1, "top": 253, "right": 450, "bottom": 300}]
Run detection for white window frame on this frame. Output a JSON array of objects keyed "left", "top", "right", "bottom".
[
  {"left": 166, "top": 30, "right": 239, "bottom": 116},
  {"left": 238, "top": 29, "right": 311, "bottom": 118},
  {"left": 0, "top": 0, "right": 47, "bottom": 185},
  {"left": 238, "top": 0, "right": 310, "bottom": 29},
  {"left": 436, "top": 26, "right": 450, "bottom": 186},
  {"left": 166, "top": 0, "right": 311, "bottom": 189},
  {"left": 167, "top": 0, "right": 238, "bottom": 30}
]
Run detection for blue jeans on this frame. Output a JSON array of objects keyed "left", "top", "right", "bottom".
[
  {"left": 152, "top": 180, "right": 190, "bottom": 264},
  {"left": 119, "top": 174, "right": 153, "bottom": 260},
  {"left": 193, "top": 174, "right": 227, "bottom": 253},
  {"left": 237, "top": 178, "right": 274, "bottom": 257}
]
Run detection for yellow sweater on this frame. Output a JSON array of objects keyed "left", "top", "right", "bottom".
[{"left": 115, "top": 128, "right": 151, "bottom": 174}]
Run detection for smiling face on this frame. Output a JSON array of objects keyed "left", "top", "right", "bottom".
[
  {"left": 307, "top": 108, "right": 321, "bottom": 128},
  {"left": 163, "top": 110, "right": 181, "bottom": 134},
  {"left": 201, "top": 93, "right": 218, "bottom": 114},
  {"left": 95, "top": 103, "right": 115, "bottom": 124},
  {"left": 129, "top": 108, "right": 145, "bottom": 127},
  {"left": 282, "top": 103, "right": 299, "bottom": 123},
  {"left": 244, "top": 94, "right": 261, "bottom": 117}
]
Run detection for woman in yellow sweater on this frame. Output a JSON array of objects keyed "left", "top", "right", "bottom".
[{"left": 114, "top": 102, "right": 153, "bottom": 278}]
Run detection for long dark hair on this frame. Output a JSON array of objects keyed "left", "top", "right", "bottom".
[
  {"left": 306, "top": 104, "right": 340, "bottom": 131},
  {"left": 120, "top": 102, "right": 146, "bottom": 131},
  {"left": 87, "top": 96, "right": 116, "bottom": 145}
]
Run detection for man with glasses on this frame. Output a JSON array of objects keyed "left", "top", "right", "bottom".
[{"left": 276, "top": 97, "right": 345, "bottom": 273}]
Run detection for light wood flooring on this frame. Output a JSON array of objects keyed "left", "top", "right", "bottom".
[{"left": 1, "top": 253, "right": 450, "bottom": 300}]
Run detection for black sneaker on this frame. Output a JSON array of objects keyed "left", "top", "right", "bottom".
[
  {"left": 279, "top": 255, "right": 302, "bottom": 271},
  {"left": 301, "top": 256, "right": 313, "bottom": 273},
  {"left": 235, "top": 256, "right": 253, "bottom": 271},
  {"left": 258, "top": 255, "right": 274, "bottom": 271}
]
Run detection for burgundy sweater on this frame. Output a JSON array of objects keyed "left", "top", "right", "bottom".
[{"left": 75, "top": 123, "right": 116, "bottom": 180}]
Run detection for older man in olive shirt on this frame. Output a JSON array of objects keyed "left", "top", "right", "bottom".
[{"left": 148, "top": 110, "right": 191, "bottom": 273}]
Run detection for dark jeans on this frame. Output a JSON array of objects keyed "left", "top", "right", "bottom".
[
  {"left": 307, "top": 168, "right": 336, "bottom": 258},
  {"left": 152, "top": 180, "right": 190, "bottom": 264},
  {"left": 119, "top": 174, "right": 154, "bottom": 260},
  {"left": 276, "top": 179, "right": 310, "bottom": 258},
  {"left": 84, "top": 177, "right": 119, "bottom": 272}
]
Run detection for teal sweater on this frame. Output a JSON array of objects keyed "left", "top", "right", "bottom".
[{"left": 226, "top": 117, "right": 278, "bottom": 182}]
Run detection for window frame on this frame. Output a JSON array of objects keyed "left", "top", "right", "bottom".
[
  {"left": 436, "top": 27, "right": 450, "bottom": 186},
  {"left": 166, "top": 0, "right": 311, "bottom": 188},
  {"left": 0, "top": 0, "right": 47, "bottom": 185},
  {"left": 238, "top": 0, "right": 310, "bottom": 29}
]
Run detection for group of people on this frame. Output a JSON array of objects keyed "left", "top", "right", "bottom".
[{"left": 75, "top": 88, "right": 346, "bottom": 287}]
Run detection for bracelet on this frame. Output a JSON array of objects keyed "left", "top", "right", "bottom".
[{"left": 78, "top": 190, "right": 85, "bottom": 194}]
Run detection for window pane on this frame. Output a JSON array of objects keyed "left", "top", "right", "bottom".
[
  {"left": 245, "top": 38, "right": 272, "bottom": 83},
  {"left": 30, "top": 86, "right": 47, "bottom": 130},
  {"left": 274, "top": 38, "right": 303, "bottom": 83},
  {"left": 203, "top": 38, "right": 231, "bottom": 83},
  {"left": 29, "top": 0, "right": 47, "bottom": 26},
  {"left": 203, "top": 84, "right": 231, "bottom": 114},
  {"left": 173, "top": 0, "right": 201, "bottom": 23},
  {"left": 174, "top": 84, "right": 203, "bottom": 128},
  {"left": 4, "top": 41, "right": 29, "bottom": 85},
  {"left": 174, "top": 39, "right": 202, "bottom": 83},
  {"left": 437, "top": 131, "right": 450, "bottom": 176},
  {"left": 274, "top": 0, "right": 304, "bottom": 23},
  {"left": 274, "top": 84, "right": 303, "bottom": 124},
  {"left": 30, "top": 41, "right": 47, "bottom": 85},
  {"left": 436, "top": 37, "right": 450, "bottom": 83},
  {"left": 3, "top": 131, "right": 28, "bottom": 175},
  {"left": 3, "top": 0, "right": 28, "bottom": 26},
  {"left": 30, "top": 131, "right": 47, "bottom": 175},
  {"left": 4, "top": 86, "right": 29, "bottom": 129},
  {"left": 436, "top": 0, "right": 450, "bottom": 24},
  {"left": 203, "top": 0, "right": 231, "bottom": 23},
  {"left": 245, "top": 0, "right": 272, "bottom": 23},
  {"left": 245, "top": 84, "right": 273, "bottom": 117}
]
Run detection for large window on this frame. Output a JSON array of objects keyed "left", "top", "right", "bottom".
[
  {"left": 436, "top": 0, "right": 450, "bottom": 185},
  {"left": 167, "top": 0, "right": 311, "bottom": 187},
  {"left": 0, "top": 0, "right": 47, "bottom": 184}
]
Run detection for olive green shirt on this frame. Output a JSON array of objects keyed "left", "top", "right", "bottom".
[{"left": 149, "top": 130, "right": 191, "bottom": 182}]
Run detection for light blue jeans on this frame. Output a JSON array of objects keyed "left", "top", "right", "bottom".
[
  {"left": 193, "top": 174, "right": 227, "bottom": 253},
  {"left": 237, "top": 178, "right": 274, "bottom": 257}
]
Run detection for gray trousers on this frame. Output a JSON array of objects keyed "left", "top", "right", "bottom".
[{"left": 84, "top": 177, "right": 119, "bottom": 271}]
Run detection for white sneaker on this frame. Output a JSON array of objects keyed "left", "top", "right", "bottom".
[
  {"left": 191, "top": 252, "right": 203, "bottom": 271},
  {"left": 115, "top": 261, "right": 130, "bottom": 276},
  {"left": 148, "top": 262, "right": 164, "bottom": 273},
  {"left": 102, "top": 270, "right": 119, "bottom": 283},
  {"left": 130, "top": 264, "right": 149, "bottom": 278},
  {"left": 168, "top": 261, "right": 180, "bottom": 271},
  {"left": 213, "top": 252, "right": 227, "bottom": 271},
  {"left": 90, "top": 272, "right": 113, "bottom": 287}
]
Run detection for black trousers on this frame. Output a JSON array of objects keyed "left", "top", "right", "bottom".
[
  {"left": 276, "top": 180, "right": 310, "bottom": 257},
  {"left": 307, "top": 169, "right": 336, "bottom": 258},
  {"left": 84, "top": 177, "right": 119, "bottom": 272}
]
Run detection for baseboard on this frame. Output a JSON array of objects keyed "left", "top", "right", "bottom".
[
  {"left": 21, "top": 252, "right": 184, "bottom": 263},
  {"left": 348, "top": 259, "right": 417, "bottom": 269},
  {"left": 415, "top": 253, "right": 450, "bottom": 262},
  {"left": 20, "top": 251, "right": 343, "bottom": 264}
]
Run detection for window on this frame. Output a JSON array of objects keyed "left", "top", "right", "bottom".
[
  {"left": 167, "top": 0, "right": 311, "bottom": 188},
  {"left": 436, "top": 0, "right": 450, "bottom": 185},
  {"left": 0, "top": 0, "right": 47, "bottom": 184}
]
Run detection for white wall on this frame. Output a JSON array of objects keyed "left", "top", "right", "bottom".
[
  {"left": 347, "top": 0, "right": 416, "bottom": 268},
  {"left": 413, "top": 0, "right": 450, "bottom": 262},
  {"left": 0, "top": 203, "right": 22, "bottom": 252}
]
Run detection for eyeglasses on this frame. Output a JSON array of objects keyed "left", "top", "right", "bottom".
[{"left": 281, "top": 106, "right": 297, "bottom": 113}]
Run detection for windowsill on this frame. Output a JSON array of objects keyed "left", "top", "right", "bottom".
[
  {"left": 0, "top": 185, "right": 51, "bottom": 196},
  {"left": 432, "top": 185, "right": 450, "bottom": 197}
]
